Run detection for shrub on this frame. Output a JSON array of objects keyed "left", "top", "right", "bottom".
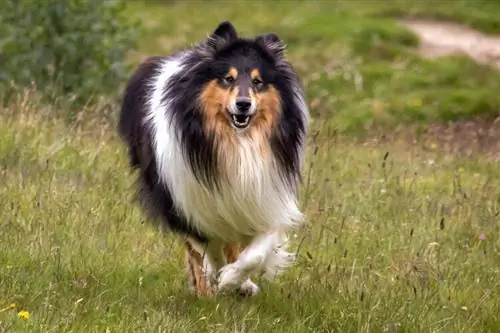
[{"left": 0, "top": 0, "right": 140, "bottom": 114}]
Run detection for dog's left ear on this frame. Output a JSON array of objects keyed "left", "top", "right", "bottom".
[
  {"left": 256, "top": 32, "right": 286, "bottom": 60},
  {"left": 207, "top": 21, "right": 238, "bottom": 52}
]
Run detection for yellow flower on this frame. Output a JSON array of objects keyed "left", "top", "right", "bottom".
[
  {"left": 17, "top": 310, "right": 30, "bottom": 321},
  {"left": 0, "top": 303, "right": 16, "bottom": 313}
]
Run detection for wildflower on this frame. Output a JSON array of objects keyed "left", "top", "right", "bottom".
[
  {"left": 17, "top": 310, "right": 30, "bottom": 321},
  {"left": 0, "top": 303, "right": 16, "bottom": 313},
  {"left": 479, "top": 233, "right": 486, "bottom": 241}
]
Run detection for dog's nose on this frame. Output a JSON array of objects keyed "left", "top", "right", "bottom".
[{"left": 235, "top": 98, "right": 252, "bottom": 113}]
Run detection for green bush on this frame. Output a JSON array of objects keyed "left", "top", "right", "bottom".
[{"left": 0, "top": 0, "right": 140, "bottom": 113}]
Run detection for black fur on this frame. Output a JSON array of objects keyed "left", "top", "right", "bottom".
[
  {"left": 118, "top": 56, "right": 208, "bottom": 242},
  {"left": 118, "top": 21, "right": 307, "bottom": 243},
  {"left": 163, "top": 59, "right": 221, "bottom": 188}
]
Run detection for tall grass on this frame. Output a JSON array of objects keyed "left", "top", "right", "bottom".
[{"left": 1, "top": 1, "right": 500, "bottom": 332}]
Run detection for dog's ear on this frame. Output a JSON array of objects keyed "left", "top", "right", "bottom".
[
  {"left": 212, "top": 21, "right": 238, "bottom": 41},
  {"left": 256, "top": 32, "right": 286, "bottom": 60},
  {"left": 207, "top": 21, "right": 238, "bottom": 51}
]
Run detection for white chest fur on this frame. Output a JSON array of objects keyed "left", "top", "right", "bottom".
[{"left": 170, "top": 136, "right": 303, "bottom": 241}]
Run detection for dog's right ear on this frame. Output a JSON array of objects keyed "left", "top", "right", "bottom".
[
  {"left": 207, "top": 21, "right": 238, "bottom": 52},
  {"left": 211, "top": 21, "right": 238, "bottom": 42}
]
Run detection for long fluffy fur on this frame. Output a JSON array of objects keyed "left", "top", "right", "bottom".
[{"left": 118, "top": 21, "right": 309, "bottom": 296}]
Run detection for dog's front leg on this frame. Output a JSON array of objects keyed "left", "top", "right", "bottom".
[
  {"left": 222, "top": 243, "right": 260, "bottom": 296},
  {"left": 217, "top": 231, "right": 294, "bottom": 294}
]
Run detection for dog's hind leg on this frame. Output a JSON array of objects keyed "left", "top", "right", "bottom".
[
  {"left": 222, "top": 243, "right": 260, "bottom": 296},
  {"left": 185, "top": 239, "right": 228, "bottom": 290},
  {"left": 184, "top": 240, "right": 213, "bottom": 297}
]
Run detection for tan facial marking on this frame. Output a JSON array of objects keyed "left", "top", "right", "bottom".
[
  {"left": 250, "top": 68, "right": 261, "bottom": 81},
  {"left": 249, "top": 84, "right": 281, "bottom": 137},
  {"left": 199, "top": 80, "right": 239, "bottom": 137},
  {"left": 227, "top": 67, "right": 238, "bottom": 79}
]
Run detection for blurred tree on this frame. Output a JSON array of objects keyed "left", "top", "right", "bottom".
[{"left": 0, "top": 0, "right": 140, "bottom": 113}]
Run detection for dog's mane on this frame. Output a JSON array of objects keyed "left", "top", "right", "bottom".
[{"left": 154, "top": 35, "right": 308, "bottom": 191}]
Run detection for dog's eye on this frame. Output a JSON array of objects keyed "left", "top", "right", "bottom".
[
  {"left": 252, "top": 78, "right": 263, "bottom": 86},
  {"left": 223, "top": 76, "right": 235, "bottom": 84}
]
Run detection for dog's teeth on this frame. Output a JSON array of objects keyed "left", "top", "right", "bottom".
[{"left": 232, "top": 115, "right": 250, "bottom": 127}]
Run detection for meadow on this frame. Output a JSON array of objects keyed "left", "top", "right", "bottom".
[{"left": 1, "top": 1, "right": 499, "bottom": 332}]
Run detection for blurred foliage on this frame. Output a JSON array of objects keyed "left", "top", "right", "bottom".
[{"left": 0, "top": 0, "right": 140, "bottom": 116}]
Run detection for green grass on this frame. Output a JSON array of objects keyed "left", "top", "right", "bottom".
[
  {"left": 1, "top": 1, "right": 500, "bottom": 332},
  {"left": 127, "top": 0, "right": 500, "bottom": 134},
  {"left": 1, "top": 91, "right": 499, "bottom": 332}
]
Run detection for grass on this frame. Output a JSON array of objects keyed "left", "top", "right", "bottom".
[
  {"left": 127, "top": 0, "right": 500, "bottom": 134},
  {"left": 1, "top": 1, "right": 500, "bottom": 332}
]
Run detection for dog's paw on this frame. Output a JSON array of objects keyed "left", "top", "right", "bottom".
[
  {"left": 237, "top": 279, "right": 260, "bottom": 297},
  {"left": 263, "top": 248, "right": 296, "bottom": 280},
  {"left": 216, "top": 263, "right": 245, "bottom": 294}
]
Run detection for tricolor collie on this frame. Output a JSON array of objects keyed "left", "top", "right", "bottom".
[{"left": 118, "top": 21, "right": 309, "bottom": 297}]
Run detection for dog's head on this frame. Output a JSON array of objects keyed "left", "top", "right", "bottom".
[{"left": 196, "top": 21, "right": 290, "bottom": 136}]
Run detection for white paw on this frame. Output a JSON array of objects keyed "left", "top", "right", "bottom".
[
  {"left": 263, "top": 248, "right": 296, "bottom": 280},
  {"left": 237, "top": 279, "right": 260, "bottom": 297},
  {"left": 216, "top": 263, "right": 245, "bottom": 294}
]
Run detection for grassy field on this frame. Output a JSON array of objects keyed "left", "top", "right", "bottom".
[{"left": 1, "top": 1, "right": 500, "bottom": 332}]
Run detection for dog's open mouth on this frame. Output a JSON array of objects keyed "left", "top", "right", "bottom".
[{"left": 230, "top": 114, "right": 251, "bottom": 129}]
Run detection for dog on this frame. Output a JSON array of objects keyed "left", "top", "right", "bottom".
[{"left": 118, "top": 21, "right": 309, "bottom": 297}]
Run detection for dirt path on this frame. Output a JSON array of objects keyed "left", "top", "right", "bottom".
[
  {"left": 399, "top": 19, "right": 500, "bottom": 68},
  {"left": 371, "top": 20, "right": 500, "bottom": 160},
  {"left": 367, "top": 118, "right": 500, "bottom": 162}
]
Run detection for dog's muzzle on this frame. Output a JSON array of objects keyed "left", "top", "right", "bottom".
[{"left": 229, "top": 97, "right": 255, "bottom": 129}]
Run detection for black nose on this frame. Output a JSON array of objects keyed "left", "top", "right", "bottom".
[{"left": 235, "top": 98, "right": 252, "bottom": 113}]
